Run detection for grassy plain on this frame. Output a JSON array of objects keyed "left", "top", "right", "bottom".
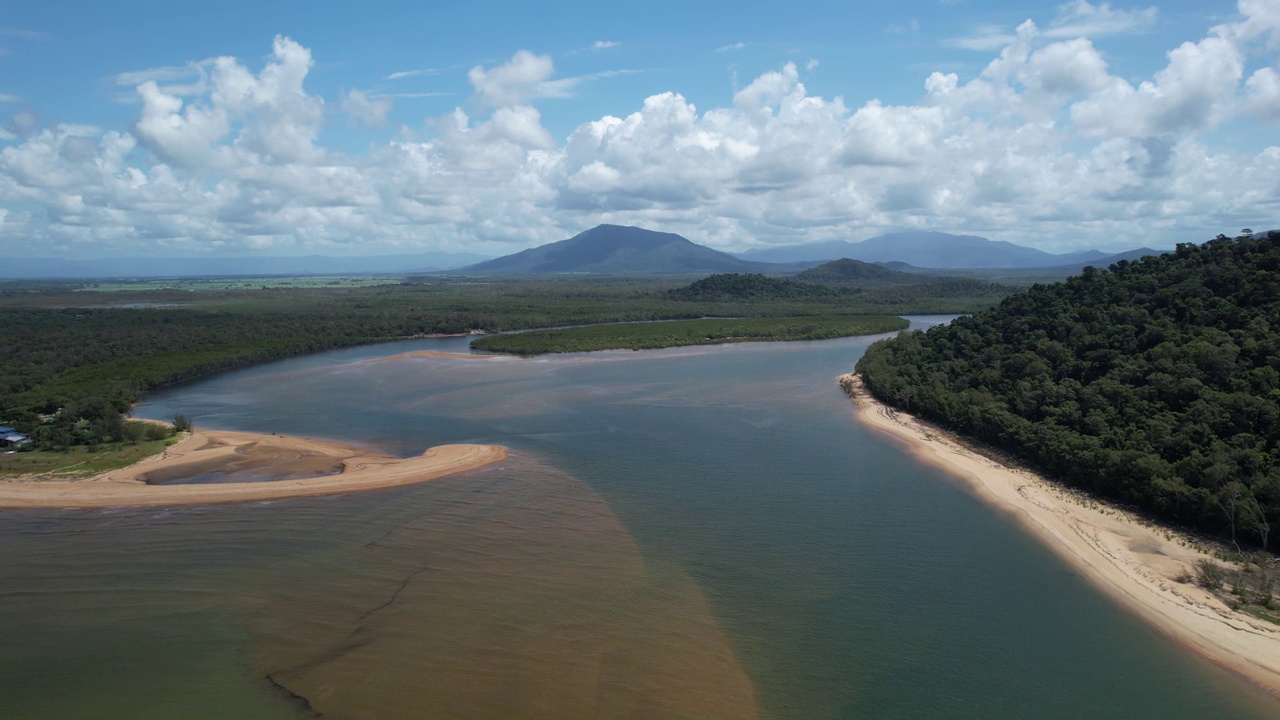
[{"left": 0, "top": 437, "right": 177, "bottom": 478}]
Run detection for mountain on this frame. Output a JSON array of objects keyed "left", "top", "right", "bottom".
[
  {"left": 793, "top": 258, "right": 919, "bottom": 285},
  {"left": 736, "top": 231, "right": 1163, "bottom": 269},
  {"left": 457, "top": 224, "right": 768, "bottom": 275},
  {"left": 0, "top": 252, "right": 491, "bottom": 279},
  {"left": 793, "top": 258, "right": 1012, "bottom": 301}
]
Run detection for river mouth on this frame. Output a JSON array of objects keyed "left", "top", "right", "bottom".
[{"left": 4, "top": 327, "right": 1278, "bottom": 719}]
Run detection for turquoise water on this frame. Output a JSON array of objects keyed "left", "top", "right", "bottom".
[{"left": 2, "top": 319, "right": 1276, "bottom": 718}]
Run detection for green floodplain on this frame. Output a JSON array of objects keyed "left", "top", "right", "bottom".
[
  {"left": 470, "top": 315, "right": 909, "bottom": 354},
  {"left": 0, "top": 271, "right": 1004, "bottom": 440}
]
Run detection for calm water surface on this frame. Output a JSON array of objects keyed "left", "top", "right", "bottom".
[{"left": 2, "top": 317, "right": 1276, "bottom": 718}]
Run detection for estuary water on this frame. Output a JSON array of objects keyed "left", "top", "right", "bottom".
[{"left": 2, "top": 317, "right": 1276, "bottom": 718}]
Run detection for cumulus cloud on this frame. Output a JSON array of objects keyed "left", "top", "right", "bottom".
[
  {"left": 467, "top": 50, "right": 574, "bottom": 107},
  {"left": 1245, "top": 67, "right": 1280, "bottom": 121},
  {"left": 1, "top": 5, "right": 1279, "bottom": 258},
  {"left": 1069, "top": 33, "right": 1244, "bottom": 137}
]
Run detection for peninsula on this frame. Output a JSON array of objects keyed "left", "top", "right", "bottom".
[{"left": 0, "top": 428, "right": 507, "bottom": 508}]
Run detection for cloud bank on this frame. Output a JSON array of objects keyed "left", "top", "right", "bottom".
[{"left": 1, "top": 2, "right": 1278, "bottom": 257}]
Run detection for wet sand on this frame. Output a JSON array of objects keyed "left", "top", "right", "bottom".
[
  {"left": 0, "top": 429, "right": 507, "bottom": 508},
  {"left": 842, "top": 373, "right": 1280, "bottom": 698}
]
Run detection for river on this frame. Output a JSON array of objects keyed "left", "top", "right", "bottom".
[{"left": 1, "top": 317, "right": 1274, "bottom": 718}]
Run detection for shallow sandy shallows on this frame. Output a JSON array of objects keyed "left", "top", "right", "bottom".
[
  {"left": 842, "top": 373, "right": 1280, "bottom": 698},
  {"left": 0, "top": 429, "right": 507, "bottom": 508}
]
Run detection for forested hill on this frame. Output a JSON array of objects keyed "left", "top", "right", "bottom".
[
  {"left": 856, "top": 232, "right": 1280, "bottom": 551},
  {"left": 667, "top": 269, "right": 1012, "bottom": 306}
]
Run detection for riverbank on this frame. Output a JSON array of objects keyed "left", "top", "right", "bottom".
[
  {"left": 0, "top": 428, "right": 507, "bottom": 508},
  {"left": 841, "top": 373, "right": 1280, "bottom": 697}
]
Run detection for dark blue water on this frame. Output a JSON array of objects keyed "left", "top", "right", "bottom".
[{"left": 1, "top": 318, "right": 1275, "bottom": 718}]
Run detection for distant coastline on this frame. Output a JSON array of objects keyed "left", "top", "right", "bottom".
[
  {"left": 842, "top": 373, "right": 1280, "bottom": 698},
  {"left": 0, "top": 428, "right": 506, "bottom": 508}
]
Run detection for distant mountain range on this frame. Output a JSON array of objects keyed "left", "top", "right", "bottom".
[
  {"left": 460, "top": 226, "right": 1167, "bottom": 276},
  {"left": 1, "top": 225, "right": 1169, "bottom": 280},
  {"left": 0, "top": 252, "right": 490, "bottom": 279},
  {"left": 735, "top": 230, "right": 1164, "bottom": 269},
  {"left": 457, "top": 224, "right": 782, "bottom": 275}
]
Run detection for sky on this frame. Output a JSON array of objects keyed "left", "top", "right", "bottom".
[{"left": 0, "top": 0, "right": 1277, "bottom": 259}]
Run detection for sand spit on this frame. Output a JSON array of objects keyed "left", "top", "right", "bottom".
[
  {"left": 0, "top": 429, "right": 507, "bottom": 508},
  {"left": 841, "top": 373, "right": 1280, "bottom": 698},
  {"left": 364, "top": 349, "right": 502, "bottom": 363}
]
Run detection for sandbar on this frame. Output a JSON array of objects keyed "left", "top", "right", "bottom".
[
  {"left": 841, "top": 373, "right": 1280, "bottom": 698},
  {"left": 364, "top": 350, "right": 501, "bottom": 363},
  {"left": 0, "top": 428, "right": 507, "bottom": 508}
]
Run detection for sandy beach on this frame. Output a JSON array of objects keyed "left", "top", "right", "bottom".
[
  {"left": 0, "top": 428, "right": 507, "bottom": 508},
  {"left": 841, "top": 373, "right": 1280, "bottom": 698}
]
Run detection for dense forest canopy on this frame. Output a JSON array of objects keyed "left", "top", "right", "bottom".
[
  {"left": 667, "top": 270, "right": 1011, "bottom": 304},
  {"left": 857, "top": 232, "right": 1280, "bottom": 550}
]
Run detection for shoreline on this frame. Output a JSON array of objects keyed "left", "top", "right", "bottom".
[
  {"left": 0, "top": 428, "right": 507, "bottom": 508},
  {"left": 841, "top": 373, "right": 1280, "bottom": 699}
]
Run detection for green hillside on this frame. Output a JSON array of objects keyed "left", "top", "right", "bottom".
[{"left": 857, "top": 232, "right": 1280, "bottom": 551}]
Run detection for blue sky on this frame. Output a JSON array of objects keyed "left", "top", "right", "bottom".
[{"left": 1, "top": 0, "right": 1276, "bottom": 258}]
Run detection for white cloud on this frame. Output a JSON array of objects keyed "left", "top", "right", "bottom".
[
  {"left": 950, "top": 2, "right": 1157, "bottom": 51},
  {"left": 342, "top": 89, "right": 393, "bottom": 128},
  {"left": 132, "top": 80, "right": 230, "bottom": 168},
  {"left": 385, "top": 68, "right": 440, "bottom": 80},
  {"left": 0, "top": 94, "right": 19, "bottom": 103},
  {"left": 946, "top": 25, "right": 1017, "bottom": 52},
  {"left": 716, "top": 42, "right": 748, "bottom": 52},
  {"left": 1070, "top": 34, "right": 1244, "bottom": 137},
  {"left": 1, "top": 11, "right": 1279, "bottom": 259},
  {"left": 112, "top": 62, "right": 212, "bottom": 102},
  {"left": 1245, "top": 67, "right": 1280, "bottom": 121},
  {"left": 1045, "top": 1, "right": 1158, "bottom": 38},
  {"left": 464, "top": 51, "right": 634, "bottom": 107},
  {"left": 113, "top": 63, "right": 203, "bottom": 88},
  {"left": 468, "top": 50, "right": 570, "bottom": 106},
  {"left": 593, "top": 40, "right": 620, "bottom": 50}
]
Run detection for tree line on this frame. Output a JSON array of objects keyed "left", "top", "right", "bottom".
[{"left": 857, "top": 232, "right": 1280, "bottom": 550}]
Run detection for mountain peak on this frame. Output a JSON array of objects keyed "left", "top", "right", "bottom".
[{"left": 458, "top": 225, "right": 758, "bottom": 275}]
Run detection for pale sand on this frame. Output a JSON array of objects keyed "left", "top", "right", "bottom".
[
  {"left": 841, "top": 373, "right": 1280, "bottom": 698},
  {"left": 0, "top": 429, "right": 507, "bottom": 508}
]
